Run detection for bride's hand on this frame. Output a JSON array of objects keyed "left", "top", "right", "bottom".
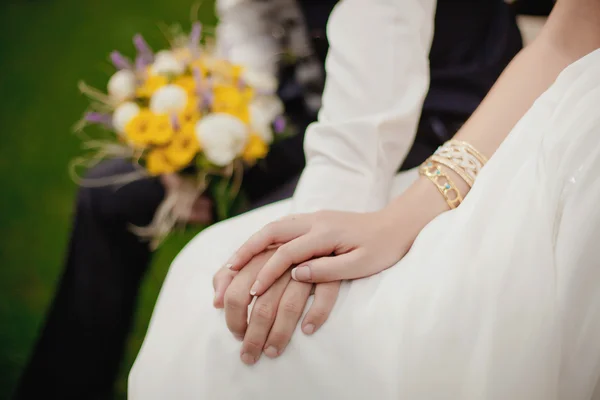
[
  {"left": 227, "top": 178, "right": 449, "bottom": 296},
  {"left": 227, "top": 211, "right": 407, "bottom": 296}
]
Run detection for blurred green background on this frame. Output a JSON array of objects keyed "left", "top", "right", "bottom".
[{"left": 0, "top": 0, "right": 215, "bottom": 398}]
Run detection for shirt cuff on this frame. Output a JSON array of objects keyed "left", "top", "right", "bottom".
[{"left": 291, "top": 163, "right": 393, "bottom": 213}]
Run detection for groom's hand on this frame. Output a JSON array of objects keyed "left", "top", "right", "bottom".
[{"left": 212, "top": 250, "right": 340, "bottom": 365}]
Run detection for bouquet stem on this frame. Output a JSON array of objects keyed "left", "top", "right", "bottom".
[{"left": 208, "top": 173, "right": 247, "bottom": 221}]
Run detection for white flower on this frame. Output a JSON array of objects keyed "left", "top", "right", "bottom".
[
  {"left": 249, "top": 96, "right": 284, "bottom": 143},
  {"left": 151, "top": 50, "right": 185, "bottom": 76},
  {"left": 195, "top": 113, "right": 248, "bottom": 166},
  {"left": 242, "top": 68, "right": 278, "bottom": 93},
  {"left": 112, "top": 102, "right": 140, "bottom": 133},
  {"left": 149, "top": 84, "right": 188, "bottom": 114},
  {"left": 107, "top": 70, "right": 136, "bottom": 102}
]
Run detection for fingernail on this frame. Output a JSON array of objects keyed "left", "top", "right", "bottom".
[
  {"left": 213, "top": 292, "right": 220, "bottom": 306},
  {"left": 241, "top": 352, "right": 256, "bottom": 365},
  {"left": 292, "top": 266, "right": 311, "bottom": 281},
  {"left": 234, "top": 334, "right": 244, "bottom": 342},
  {"left": 249, "top": 280, "right": 260, "bottom": 296},
  {"left": 264, "top": 346, "right": 279, "bottom": 358},
  {"left": 225, "top": 254, "right": 236, "bottom": 269},
  {"left": 303, "top": 324, "right": 315, "bottom": 335}
]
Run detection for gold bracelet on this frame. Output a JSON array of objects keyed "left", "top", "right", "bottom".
[
  {"left": 434, "top": 140, "right": 488, "bottom": 184},
  {"left": 447, "top": 140, "right": 489, "bottom": 164},
  {"left": 429, "top": 155, "right": 474, "bottom": 187},
  {"left": 419, "top": 162, "right": 463, "bottom": 209}
]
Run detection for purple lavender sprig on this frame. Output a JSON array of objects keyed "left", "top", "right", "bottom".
[
  {"left": 192, "top": 66, "right": 203, "bottom": 90},
  {"left": 133, "top": 34, "right": 154, "bottom": 64},
  {"left": 135, "top": 56, "right": 148, "bottom": 76},
  {"left": 201, "top": 91, "right": 214, "bottom": 111},
  {"left": 110, "top": 51, "right": 132, "bottom": 70},
  {"left": 193, "top": 67, "right": 213, "bottom": 111},
  {"left": 85, "top": 112, "right": 113, "bottom": 128},
  {"left": 170, "top": 114, "right": 181, "bottom": 131},
  {"left": 189, "top": 22, "right": 202, "bottom": 48},
  {"left": 273, "top": 116, "right": 286, "bottom": 134}
]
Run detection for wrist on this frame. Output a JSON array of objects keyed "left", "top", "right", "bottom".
[
  {"left": 388, "top": 176, "right": 447, "bottom": 224},
  {"left": 379, "top": 171, "right": 470, "bottom": 241}
]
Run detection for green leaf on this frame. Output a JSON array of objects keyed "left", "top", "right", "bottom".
[
  {"left": 207, "top": 174, "right": 249, "bottom": 221},
  {"left": 195, "top": 153, "right": 214, "bottom": 170},
  {"left": 208, "top": 175, "right": 233, "bottom": 221}
]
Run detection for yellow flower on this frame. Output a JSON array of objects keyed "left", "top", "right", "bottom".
[
  {"left": 173, "top": 75, "right": 197, "bottom": 96},
  {"left": 205, "top": 58, "right": 243, "bottom": 82},
  {"left": 212, "top": 84, "right": 252, "bottom": 123},
  {"left": 124, "top": 109, "right": 154, "bottom": 147},
  {"left": 179, "top": 97, "right": 201, "bottom": 127},
  {"left": 149, "top": 114, "right": 176, "bottom": 145},
  {"left": 137, "top": 74, "right": 168, "bottom": 98},
  {"left": 242, "top": 133, "right": 269, "bottom": 163},
  {"left": 146, "top": 148, "right": 177, "bottom": 176},
  {"left": 229, "top": 64, "right": 244, "bottom": 81},
  {"left": 124, "top": 110, "right": 175, "bottom": 147},
  {"left": 164, "top": 125, "right": 201, "bottom": 168},
  {"left": 189, "top": 59, "right": 208, "bottom": 79}
]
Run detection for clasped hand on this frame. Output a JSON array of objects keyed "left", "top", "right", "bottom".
[{"left": 212, "top": 207, "right": 422, "bottom": 365}]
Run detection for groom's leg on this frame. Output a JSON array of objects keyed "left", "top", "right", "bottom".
[{"left": 14, "top": 159, "right": 165, "bottom": 400}]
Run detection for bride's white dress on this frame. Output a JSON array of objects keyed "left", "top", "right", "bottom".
[
  {"left": 130, "top": 50, "right": 600, "bottom": 400},
  {"left": 130, "top": 1, "right": 600, "bottom": 397}
]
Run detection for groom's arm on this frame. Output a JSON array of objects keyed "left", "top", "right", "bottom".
[
  {"left": 220, "top": 0, "right": 438, "bottom": 365},
  {"left": 291, "top": 0, "right": 437, "bottom": 213},
  {"left": 382, "top": 0, "right": 600, "bottom": 230}
]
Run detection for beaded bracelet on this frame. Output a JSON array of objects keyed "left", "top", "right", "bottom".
[
  {"left": 449, "top": 140, "right": 488, "bottom": 164},
  {"left": 433, "top": 140, "right": 488, "bottom": 185}
]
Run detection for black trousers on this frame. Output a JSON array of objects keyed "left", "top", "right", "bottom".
[{"left": 14, "top": 112, "right": 460, "bottom": 399}]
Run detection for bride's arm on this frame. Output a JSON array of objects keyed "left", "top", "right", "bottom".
[
  {"left": 454, "top": 0, "right": 600, "bottom": 159},
  {"left": 291, "top": 0, "right": 437, "bottom": 213},
  {"left": 390, "top": 0, "right": 600, "bottom": 223},
  {"left": 229, "top": 0, "right": 600, "bottom": 293}
]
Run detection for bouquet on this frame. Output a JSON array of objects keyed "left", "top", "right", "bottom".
[{"left": 73, "top": 21, "right": 288, "bottom": 247}]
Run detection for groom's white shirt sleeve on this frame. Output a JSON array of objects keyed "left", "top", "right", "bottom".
[{"left": 292, "top": 0, "right": 437, "bottom": 213}]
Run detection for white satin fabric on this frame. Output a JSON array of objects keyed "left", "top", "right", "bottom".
[{"left": 130, "top": 48, "right": 600, "bottom": 399}]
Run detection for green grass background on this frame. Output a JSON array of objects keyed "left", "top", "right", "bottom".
[{"left": 0, "top": 1, "right": 215, "bottom": 398}]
